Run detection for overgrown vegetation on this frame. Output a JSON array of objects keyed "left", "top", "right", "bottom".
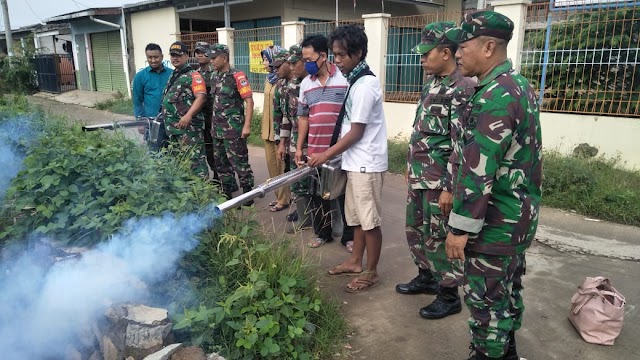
[
  {"left": 386, "top": 138, "right": 640, "bottom": 226},
  {"left": 247, "top": 108, "right": 264, "bottom": 147},
  {"left": 0, "top": 97, "right": 348, "bottom": 359},
  {"left": 522, "top": 8, "right": 640, "bottom": 115},
  {"left": 95, "top": 93, "right": 134, "bottom": 116},
  {"left": 0, "top": 56, "right": 37, "bottom": 95}
]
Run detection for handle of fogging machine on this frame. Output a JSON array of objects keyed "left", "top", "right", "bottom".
[{"left": 81, "top": 119, "right": 150, "bottom": 132}]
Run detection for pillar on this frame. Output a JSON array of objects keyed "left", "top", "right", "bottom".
[
  {"left": 216, "top": 27, "right": 235, "bottom": 66},
  {"left": 282, "top": 21, "right": 305, "bottom": 48},
  {"left": 491, "top": 0, "right": 531, "bottom": 71},
  {"left": 362, "top": 13, "right": 390, "bottom": 98}
]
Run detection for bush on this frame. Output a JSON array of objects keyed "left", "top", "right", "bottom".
[
  {"left": 0, "top": 56, "right": 37, "bottom": 95},
  {"left": 387, "top": 138, "right": 408, "bottom": 175},
  {"left": 0, "top": 112, "right": 221, "bottom": 246},
  {"left": 247, "top": 108, "right": 264, "bottom": 147}
]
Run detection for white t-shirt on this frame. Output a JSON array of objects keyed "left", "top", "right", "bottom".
[{"left": 340, "top": 75, "right": 388, "bottom": 173}]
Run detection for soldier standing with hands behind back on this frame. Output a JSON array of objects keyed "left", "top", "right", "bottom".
[
  {"left": 162, "top": 41, "right": 208, "bottom": 178},
  {"left": 444, "top": 11, "right": 542, "bottom": 360},
  {"left": 209, "top": 44, "right": 255, "bottom": 201}
]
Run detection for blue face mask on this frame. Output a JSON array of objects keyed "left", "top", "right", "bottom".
[{"left": 305, "top": 55, "right": 324, "bottom": 76}]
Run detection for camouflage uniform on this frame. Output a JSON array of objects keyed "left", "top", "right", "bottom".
[
  {"left": 162, "top": 59, "right": 208, "bottom": 178},
  {"left": 283, "top": 45, "right": 311, "bottom": 198},
  {"left": 406, "top": 22, "right": 476, "bottom": 289},
  {"left": 445, "top": 12, "right": 543, "bottom": 359},
  {"left": 209, "top": 44, "right": 255, "bottom": 194},
  {"left": 194, "top": 42, "right": 218, "bottom": 179}
]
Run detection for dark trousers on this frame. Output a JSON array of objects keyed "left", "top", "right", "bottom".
[{"left": 310, "top": 193, "right": 354, "bottom": 244}]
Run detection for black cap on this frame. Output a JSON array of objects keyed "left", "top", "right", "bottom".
[{"left": 169, "top": 41, "right": 189, "bottom": 55}]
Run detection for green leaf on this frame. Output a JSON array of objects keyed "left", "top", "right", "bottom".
[
  {"left": 172, "top": 318, "right": 192, "bottom": 330},
  {"left": 225, "top": 258, "right": 240, "bottom": 267}
]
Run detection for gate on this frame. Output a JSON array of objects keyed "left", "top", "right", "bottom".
[{"left": 34, "top": 54, "right": 77, "bottom": 93}]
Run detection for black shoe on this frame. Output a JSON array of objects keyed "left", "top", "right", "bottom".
[
  {"left": 241, "top": 187, "right": 254, "bottom": 207},
  {"left": 395, "top": 268, "right": 438, "bottom": 295},
  {"left": 503, "top": 331, "right": 519, "bottom": 360},
  {"left": 224, "top": 192, "right": 233, "bottom": 200},
  {"left": 286, "top": 211, "right": 298, "bottom": 222},
  {"left": 419, "top": 286, "right": 462, "bottom": 319}
]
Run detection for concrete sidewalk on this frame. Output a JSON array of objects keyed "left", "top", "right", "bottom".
[{"left": 29, "top": 96, "right": 639, "bottom": 360}]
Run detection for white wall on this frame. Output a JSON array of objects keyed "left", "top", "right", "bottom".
[{"left": 131, "top": 7, "right": 180, "bottom": 72}]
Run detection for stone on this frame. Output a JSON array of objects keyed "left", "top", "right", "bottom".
[
  {"left": 125, "top": 322, "right": 172, "bottom": 357},
  {"left": 125, "top": 304, "right": 168, "bottom": 326},
  {"left": 171, "top": 346, "right": 206, "bottom": 360},
  {"left": 206, "top": 353, "right": 227, "bottom": 360},
  {"left": 102, "top": 336, "right": 121, "bottom": 360},
  {"left": 143, "top": 343, "right": 183, "bottom": 360}
]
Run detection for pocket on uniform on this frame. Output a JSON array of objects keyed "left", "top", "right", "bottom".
[{"left": 419, "top": 106, "right": 450, "bottom": 136}]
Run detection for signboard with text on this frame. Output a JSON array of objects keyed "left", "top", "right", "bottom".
[{"left": 249, "top": 40, "right": 274, "bottom": 74}]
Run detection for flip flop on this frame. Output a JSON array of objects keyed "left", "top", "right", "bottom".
[
  {"left": 307, "top": 237, "right": 328, "bottom": 248},
  {"left": 270, "top": 204, "right": 289, "bottom": 212},
  {"left": 326, "top": 264, "right": 362, "bottom": 277},
  {"left": 345, "top": 274, "right": 381, "bottom": 293},
  {"left": 345, "top": 241, "right": 354, "bottom": 253},
  {"left": 268, "top": 200, "right": 278, "bottom": 207}
]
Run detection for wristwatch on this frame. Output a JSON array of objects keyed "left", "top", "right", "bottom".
[
  {"left": 275, "top": 139, "right": 280, "bottom": 145},
  {"left": 448, "top": 226, "right": 468, "bottom": 236}
]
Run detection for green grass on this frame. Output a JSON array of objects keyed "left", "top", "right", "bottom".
[
  {"left": 387, "top": 138, "right": 408, "bottom": 175},
  {"left": 247, "top": 108, "right": 264, "bottom": 147},
  {"left": 95, "top": 97, "right": 134, "bottom": 116}
]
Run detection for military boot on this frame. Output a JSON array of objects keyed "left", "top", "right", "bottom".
[
  {"left": 242, "top": 187, "right": 254, "bottom": 207},
  {"left": 419, "top": 285, "right": 462, "bottom": 319},
  {"left": 503, "top": 331, "right": 520, "bottom": 360},
  {"left": 395, "top": 267, "right": 438, "bottom": 295}
]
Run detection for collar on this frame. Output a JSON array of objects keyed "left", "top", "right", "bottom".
[
  {"left": 440, "top": 68, "right": 464, "bottom": 87},
  {"left": 310, "top": 62, "right": 338, "bottom": 81},
  {"left": 477, "top": 59, "right": 513, "bottom": 88},
  {"left": 148, "top": 65, "right": 167, "bottom": 74},
  {"left": 174, "top": 63, "right": 191, "bottom": 72}
]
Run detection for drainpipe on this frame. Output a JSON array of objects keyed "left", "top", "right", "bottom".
[{"left": 89, "top": 15, "right": 132, "bottom": 98}]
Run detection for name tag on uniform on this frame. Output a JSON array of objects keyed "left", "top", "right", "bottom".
[{"left": 430, "top": 95, "right": 452, "bottom": 105}]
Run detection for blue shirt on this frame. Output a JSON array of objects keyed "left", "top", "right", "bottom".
[{"left": 132, "top": 66, "right": 172, "bottom": 118}]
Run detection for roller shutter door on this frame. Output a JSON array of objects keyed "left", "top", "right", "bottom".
[{"left": 91, "top": 31, "right": 127, "bottom": 93}]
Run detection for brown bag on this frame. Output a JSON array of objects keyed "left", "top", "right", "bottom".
[{"left": 568, "top": 276, "right": 626, "bottom": 345}]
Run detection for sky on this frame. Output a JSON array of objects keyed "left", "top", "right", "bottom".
[{"left": 0, "top": 0, "right": 131, "bottom": 29}]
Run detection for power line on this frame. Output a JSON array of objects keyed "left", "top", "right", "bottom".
[
  {"left": 70, "top": 0, "right": 91, "bottom": 10},
  {"left": 23, "top": 0, "right": 44, "bottom": 23}
]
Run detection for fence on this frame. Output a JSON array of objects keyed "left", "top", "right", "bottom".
[
  {"left": 385, "top": 12, "right": 464, "bottom": 103},
  {"left": 521, "top": 1, "right": 640, "bottom": 117},
  {"left": 34, "top": 54, "right": 77, "bottom": 93},
  {"left": 233, "top": 26, "right": 283, "bottom": 92}
]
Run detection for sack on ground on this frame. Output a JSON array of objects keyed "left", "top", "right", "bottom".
[{"left": 568, "top": 276, "right": 625, "bottom": 345}]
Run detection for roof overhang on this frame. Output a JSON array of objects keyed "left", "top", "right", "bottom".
[
  {"left": 174, "top": 0, "right": 254, "bottom": 12},
  {"left": 123, "top": 0, "right": 173, "bottom": 13},
  {"left": 44, "top": 8, "right": 123, "bottom": 23}
]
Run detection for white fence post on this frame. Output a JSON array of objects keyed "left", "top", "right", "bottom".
[
  {"left": 491, "top": 0, "right": 531, "bottom": 71},
  {"left": 282, "top": 21, "right": 304, "bottom": 48},
  {"left": 216, "top": 27, "right": 235, "bottom": 66},
  {"left": 363, "top": 13, "right": 391, "bottom": 99}
]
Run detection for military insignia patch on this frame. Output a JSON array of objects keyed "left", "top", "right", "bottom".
[{"left": 240, "top": 78, "right": 248, "bottom": 87}]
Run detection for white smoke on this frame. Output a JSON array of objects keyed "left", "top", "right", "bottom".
[
  {"left": 0, "top": 207, "right": 218, "bottom": 359},
  {"left": 0, "top": 115, "right": 36, "bottom": 202}
]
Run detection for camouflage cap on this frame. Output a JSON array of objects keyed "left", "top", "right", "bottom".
[
  {"left": 287, "top": 44, "right": 303, "bottom": 63},
  {"left": 194, "top": 41, "right": 211, "bottom": 55},
  {"left": 445, "top": 10, "right": 514, "bottom": 44},
  {"left": 271, "top": 49, "right": 290, "bottom": 67},
  {"left": 208, "top": 43, "right": 230, "bottom": 58},
  {"left": 169, "top": 41, "right": 189, "bottom": 55},
  {"left": 412, "top": 21, "right": 456, "bottom": 55}
]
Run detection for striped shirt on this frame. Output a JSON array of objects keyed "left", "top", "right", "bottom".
[{"left": 297, "top": 64, "right": 348, "bottom": 155}]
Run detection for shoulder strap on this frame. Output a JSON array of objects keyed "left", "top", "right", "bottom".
[
  {"left": 330, "top": 67, "right": 376, "bottom": 146},
  {"left": 163, "top": 65, "right": 192, "bottom": 97}
]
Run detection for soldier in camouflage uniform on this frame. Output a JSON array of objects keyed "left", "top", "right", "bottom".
[
  {"left": 209, "top": 43, "right": 255, "bottom": 200},
  {"left": 269, "top": 48, "right": 292, "bottom": 211},
  {"left": 444, "top": 11, "right": 542, "bottom": 360},
  {"left": 194, "top": 42, "right": 220, "bottom": 182},
  {"left": 162, "top": 41, "right": 208, "bottom": 178},
  {"left": 278, "top": 44, "right": 312, "bottom": 232},
  {"left": 397, "top": 22, "right": 477, "bottom": 320}
]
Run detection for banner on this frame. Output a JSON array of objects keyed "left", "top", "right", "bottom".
[{"left": 249, "top": 40, "right": 274, "bottom": 74}]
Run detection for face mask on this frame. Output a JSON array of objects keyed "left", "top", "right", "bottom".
[{"left": 304, "top": 55, "right": 324, "bottom": 76}]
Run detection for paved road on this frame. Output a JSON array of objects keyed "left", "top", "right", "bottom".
[{"left": 31, "top": 95, "right": 640, "bottom": 360}]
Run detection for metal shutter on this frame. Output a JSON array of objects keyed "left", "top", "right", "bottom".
[{"left": 91, "top": 31, "right": 127, "bottom": 93}]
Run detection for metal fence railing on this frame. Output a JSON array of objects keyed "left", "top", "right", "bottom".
[
  {"left": 521, "top": 1, "right": 640, "bottom": 117},
  {"left": 233, "top": 26, "right": 283, "bottom": 92},
  {"left": 386, "top": 12, "right": 464, "bottom": 103}
]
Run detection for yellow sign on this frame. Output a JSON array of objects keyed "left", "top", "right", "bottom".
[{"left": 249, "top": 40, "right": 274, "bottom": 74}]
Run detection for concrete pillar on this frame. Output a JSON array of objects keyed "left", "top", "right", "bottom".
[
  {"left": 216, "top": 27, "right": 235, "bottom": 66},
  {"left": 491, "top": 0, "right": 531, "bottom": 71},
  {"left": 362, "top": 13, "right": 390, "bottom": 98},
  {"left": 282, "top": 21, "right": 304, "bottom": 48}
]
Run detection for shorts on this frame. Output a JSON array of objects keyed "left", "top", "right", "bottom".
[{"left": 344, "top": 171, "right": 384, "bottom": 231}]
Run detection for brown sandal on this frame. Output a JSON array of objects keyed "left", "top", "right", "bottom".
[{"left": 345, "top": 272, "right": 380, "bottom": 293}]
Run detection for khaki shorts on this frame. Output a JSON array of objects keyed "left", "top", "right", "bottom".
[{"left": 344, "top": 171, "right": 385, "bottom": 231}]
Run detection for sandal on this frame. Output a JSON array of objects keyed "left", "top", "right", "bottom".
[
  {"left": 307, "top": 237, "right": 328, "bottom": 248},
  {"left": 345, "top": 271, "right": 380, "bottom": 293},
  {"left": 270, "top": 203, "right": 289, "bottom": 212},
  {"left": 268, "top": 200, "right": 278, "bottom": 207},
  {"left": 345, "top": 241, "right": 354, "bottom": 253}
]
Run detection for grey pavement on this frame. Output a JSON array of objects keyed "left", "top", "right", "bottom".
[{"left": 28, "top": 94, "right": 640, "bottom": 360}]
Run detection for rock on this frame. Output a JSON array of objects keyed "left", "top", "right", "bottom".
[
  {"left": 125, "top": 322, "right": 172, "bottom": 357},
  {"left": 102, "top": 336, "right": 121, "bottom": 360},
  {"left": 206, "top": 353, "right": 227, "bottom": 360},
  {"left": 573, "top": 143, "right": 598, "bottom": 158},
  {"left": 125, "top": 305, "right": 168, "bottom": 326},
  {"left": 171, "top": 346, "right": 206, "bottom": 360},
  {"left": 143, "top": 343, "right": 183, "bottom": 360}
]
